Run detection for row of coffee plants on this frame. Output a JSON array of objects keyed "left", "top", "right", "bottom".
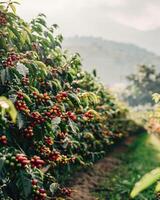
[{"left": 0, "top": 1, "right": 141, "bottom": 199}]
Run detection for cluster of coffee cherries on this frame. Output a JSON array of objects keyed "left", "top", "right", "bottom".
[
  {"left": 17, "top": 91, "right": 24, "bottom": 100},
  {"left": 59, "top": 155, "right": 76, "bottom": 165},
  {"left": 39, "top": 79, "right": 50, "bottom": 87},
  {"left": 22, "top": 76, "right": 29, "bottom": 85},
  {"left": 48, "top": 150, "right": 61, "bottom": 162},
  {"left": 24, "top": 126, "right": 34, "bottom": 137},
  {"left": 0, "top": 11, "right": 7, "bottom": 26},
  {"left": 32, "top": 92, "right": 51, "bottom": 103},
  {"left": 30, "top": 112, "right": 45, "bottom": 125},
  {"left": 50, "top": 68, "right": 58, "bottom": 76},
  {"left": 0, "top": 135, "right": 7, "bottom": 145},
  {"left": 83, "top": 111, "right": 94, "bottom": 120},
  {"left": 55, "top": 91, "right": 68, "bottom": 102},
  {"left": 44, "top": 105, "right": 62, "bottom": 118},
  {"left": 39, "top": 145, "right": 51, "bottom": 157},
  {"left": 66, "top": 111, "right": 77, "bottom": 121},
  {"left": 60, "top": 187, "right": 72, "bottom": 197},
  {"left": 44, "top": 136, "right": 54, "bottom": 146},
  {"left": 3, "top": 53, "right": 20, "bottom": 68},
  {"left": 15, "top": 100, "right": 30, "bottom": 114},
  {"left": 32, "top": 180, "right": 47, "bottom": 200},
  {"left": 16, "top": 153, "right": 30, "bottom": 168},
  {"left": 57, "top": 132, "right": 68, "bottom": 140},
  {"left": 30, "top": 156, "right": 45, "bottom": 168}
]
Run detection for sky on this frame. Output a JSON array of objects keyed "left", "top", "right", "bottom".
[{"left": 16, "top": 0, "right": 160, "bottom": 37}]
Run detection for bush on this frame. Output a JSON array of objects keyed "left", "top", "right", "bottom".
[{"left": 0, "top": 1, "right": 139, "bottom": 199}]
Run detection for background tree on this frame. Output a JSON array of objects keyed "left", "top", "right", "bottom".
[{"left": 124, "top": 65, "right": 160, "bottom": 106}]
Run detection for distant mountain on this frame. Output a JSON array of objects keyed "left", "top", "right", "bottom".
[{"left": 63, "top": 36, "right": 160, "bottom": 85}]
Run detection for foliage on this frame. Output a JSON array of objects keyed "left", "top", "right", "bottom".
[
  {"left": 123, "top": 65, "right": 160, "bottom": 106},
  {"left": 0, "top": 1, "right": 139, "bottom": 199}
]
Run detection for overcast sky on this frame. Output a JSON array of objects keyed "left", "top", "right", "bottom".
[{"left": 17, "top": 0, "right": 160, "bottom": 37}]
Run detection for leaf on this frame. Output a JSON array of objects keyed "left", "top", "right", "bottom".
[
  {"left": 34, "top": 61, "right": 47, "bottom": 71},
  {"left": 69, "top": 118, "right": 78, "bottom": 133},
  {"left": 130, "top": 167, "right": 160, "bottom": 198},
  {"left": 51, "top": 117, "right": 61, "bottom": 129},
  {"left": 16, "top": 170, "right": 32, "bottom": 198},
  {"left": 9, "top": 3, "right": 16, "bottom": 14},
  {"left": 1, "top": 69, "right": 6, "bottom": 85},
  {"left": 23, "top": 93, "right": 32, "bottom": 103},
  {"left": 80, "top": 92, "right": 99, "bottom": 106},
  {"left": 155, "top": 182, "right": 160, "bottom": 193},
  {"left": 31, "top": 168, "right": 44, "bottom": 183},
  {"left": 0, "top": 157, "right": 5, "bottom": 172},
  {"left": 52, "top": 79, "right": 62, "bottom": 92},
  {"left": 17, "top": 113, "right": 24, "bottom": 129},
  {"left": 152, "top": 93, "right": 160, "bottom": 104},
  {"left": 0, "top": 97, "right": 17, "bottom": 123},
  {"left": 68, "top": 93, "right": 81, "bottom": 107},
  {"left": 49, "top": 183, "right": 59, "bottom": 194}
]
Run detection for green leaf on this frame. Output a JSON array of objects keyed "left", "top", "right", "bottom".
[
  {"left": 68, "top": 93, "right": 81, "bottom": 107},
  {"left": 52, "top": 79, "right": 62, "bottom": 92},
  {"left": 69, "top": 118, "right": 79, "bottom": 133},
  {"left": 9, "top": 3, "right": 16, "bottom": 14},
  {"left": 155, "top": 182, "right": 160, "bottom": 193},
  {"left": 130, "top": 167, "right": 160, "bottom": 198},
  {"left": 51, "top": 117, "right": 61, "bottom": 129},
  {"left": 16, "top": 170, "right": 32, "bottom": 198},
  {"left": 17, "top": 113, "right": 24, "bottom": 129},
  {"left": 0, "top": 97, "right": 17, "bottom": 123},
  {"left": 34, "top": 61, "right": 47, "bottom": 73},
  {"left": 0, "top": 157, "right": 5, "bottom": 172},
  {"left": 1, "top": 69, "right": 6, "bottom": 85},
  {"left": 49, "top": 183, "right": 59, "bottom": 194}
]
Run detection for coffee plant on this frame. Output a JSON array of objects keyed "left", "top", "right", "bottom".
[{"left": 0, "top": 1, "right": 140, "bottom": 199}]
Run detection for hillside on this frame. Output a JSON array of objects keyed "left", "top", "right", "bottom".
[{"left": 63, "top": 37, "right": 160, "bottom": 85}]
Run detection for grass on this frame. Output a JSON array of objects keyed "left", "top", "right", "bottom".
[{"left": 94, "top": 133, "right": 160, "bottom": 200}]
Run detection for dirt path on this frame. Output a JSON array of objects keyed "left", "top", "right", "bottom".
[{"left": 67, "top": 136, "right": 136, "bottom": 200}]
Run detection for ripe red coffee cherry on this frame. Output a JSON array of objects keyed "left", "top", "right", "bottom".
[{"left": 0, "top": 135, "right": 7, "bottom": 145}]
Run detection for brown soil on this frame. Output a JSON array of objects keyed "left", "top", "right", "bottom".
[{"left": 67, "top": 136, "right": 136, "bottom": 200}]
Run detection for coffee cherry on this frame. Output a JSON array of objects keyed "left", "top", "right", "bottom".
[
  {"left": 66, "top": 111, "right": 77, "bottom": 121},
  {"left": 44, "top": 136, "right": 53, "bottom": 146},
  {"left": 22, "top": 77, "right": 29, "bottom": 85},
  {"left": 24, "top": 126, "right": 34, "bottom": 137},
  {"left": 0, "top": 135, "right": 7, "bottom": 145},
  {"left": 83, "top": 111, "right": 94, "bottom": 120},
  {"left": 0, "top": 11, "right": 7, "bottom": 26},
  {"left": 34, "top": 187, "right": 47, "bottom": 200},
  {"left": 31, "top": 156, "right": 45, "bottom": 168},
  {"left": 49, "top": 151, "right": 61, "bottom": 162},
  {"left": 16, "top": 153, "right": 30, "bottom": 167},
  {"left": 31, "top": 179, "right": 38, "bottom": 186},
  {"left": 3, "top": 53, "right": 20, "bottom": 68},
  {"left": 57, "top": 132, "right": 67, "bottom": 140},
  {"left": 60, "top": 187, "right": 72, "bottom": 197},
  {"left": 17, "top": 91, "right": 24, "bottom": 100},
  {"left": 15, "top": 100, "right": 30, "bottom": 113},
  {"left": 30, "top": 112, "right": 45, "bottom": 124},
  {"left": 39, "top": 145, "right": 51, "bottom": 156},
  {"left": 32, "top": 91, "right": 51, "bottom": 104}
]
